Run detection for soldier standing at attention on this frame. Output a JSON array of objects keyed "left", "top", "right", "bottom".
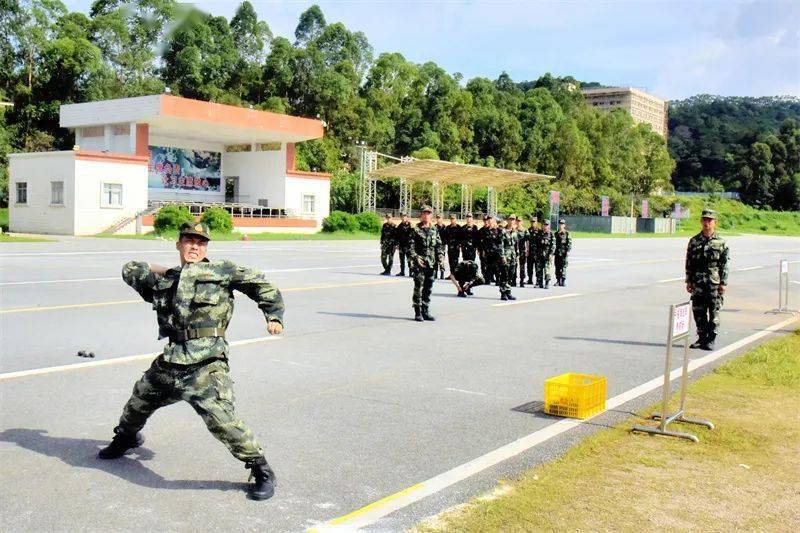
[
  {"left": 433, "top": 214, "right": 447, "bottom": 279},
  {"left": 443, "top": 214, "right": 462, "bottom": 276},
  {"left": 486, "top": 216, "right": 516, "bottom": 300},
  {"left": 98, "top": 222, "right": 284, "bottom": 501},
  {"left": 504, "top": 215, "right": 519, "bottom": 287},
  {"left": 394, "top": 212, "right": 412, "bottom": 276},
  {"left": 461, "top": 213, "right": 479, "bottom": 262},
  {"left": 478, "top": 215, "right": 493, "bottom": 284},
  {"left": 408, "top": 205, "right": 444, "bottom": 322},
  {"left": 685, "top": 209, "right": 729, "bottom": 350},
  {"left": 534, "top": 219, "right": 555, "bottom": 288},
  {"left": 525, "top": 216, "right": 539, "bottom": 285},
  {"left": 554, "top": 218, "right": 572, "bottom": 286},
  {"left": 516, "top": 217, "right": 528, "bottom": 288},
  {"left": 379, "top": 213, "right": 396, "bottom": 275},
  {"left": 449, "top": 260, "right": 485, "bottom": 297}
]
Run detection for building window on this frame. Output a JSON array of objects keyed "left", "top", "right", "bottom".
[
  {"left": 51, "top": 181, "right": 64, "bottom": 205},
  {"left": 302, "top": 194, "right": 316, "bottom": 215},
  {"left": 16, "top": 182, "right": 27, "bottom": 204},
  {"left": 103, "top": 183, "right": 123, "bottom": 206}
]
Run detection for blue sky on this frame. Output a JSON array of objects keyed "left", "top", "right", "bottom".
[{"left": 63, "top": 0, "right": 800, "bottom": 100}]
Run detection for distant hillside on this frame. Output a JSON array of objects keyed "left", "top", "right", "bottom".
[{"left": 667, "top": 95, "right": 800, "bottom": 209}]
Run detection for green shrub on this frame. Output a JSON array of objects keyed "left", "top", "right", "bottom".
[
  {"left": 153, "top": 205, "right": 195, "bottom": 233},
  {"left": 322, "top": 210, "right": 359, "bottom": 232},
  {"left": 201, "top": 206, "right": 234, "bottom": 233},
  {"left": 354, "top": 211, "right": 381, "bottom": 233},
  {"left": 760, "top": 224, "right": 769, "bottom": 231}
]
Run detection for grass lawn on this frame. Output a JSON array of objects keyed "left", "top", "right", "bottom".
[
  {"left": 416, "top": 329, "right": 800, "bottom": 532},
  {"left": 0, "top": 234, "right": 56, "bottom": 242},
  {"left": 92, "top": 230, "right": 379, "bottom": 241}
]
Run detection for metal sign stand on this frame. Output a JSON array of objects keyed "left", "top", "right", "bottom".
[
  {"left": 769, "top": 259, "right": 798, "bottom": 315},
  {"left": 632, "top": 302, "right": 714, "bottom": 442}
]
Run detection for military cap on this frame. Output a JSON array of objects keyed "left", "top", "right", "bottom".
[
  {"left": 466, "top": 212, "right": 474, "bottom": 218},
  {"left": 559, "top": 218, "right": 566, "bottom": 224},
  {"left": 494, "top": 215, "right": 503, "bottom": 222},
  {"left": 400, "top": 211, "right": 409, "bottom": 217},
  {"left": 449, "top": 214, "right": 457, "bottom": 219},
  {"left": 701, "top": 209, "right": 717, "bottom": 220},
  {"left": 179, "top": 221, "right": 211, "bottom": 241},
  {"left": 508, "top": 213, "right": 517, "bottom": 220},
  {"left": 543, "top": 219, "right": 551, "bottom": 226},
  {"left": 420, "top": 205, "right": 433, "bottom": 213}
]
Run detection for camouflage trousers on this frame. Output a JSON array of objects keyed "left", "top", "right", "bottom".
[
  {"left": 506, "top": 253, "right": 518, "bottom": 286},
  {"left": 535, "top": 255, "right": 552, "bottom": 285},
  {"left": 526, "top": 254, "right": 535, "bottom": 283},
  {"left": 479, "top": 252, "right": 494, "bottom": 283},
  {"left": 398, "top": 249, "right": 410, "bottom": 274},
  {"left": 691, "top": 288, "right": 724, "bottom": 342},
  {"left": 447, "top": 247, "right": 460, "bottom": 274},
  {"left": 116, "top": 357, "right": 264, "bottom": 463},
  {"left": 489, "top": 253, "right": 510, "bottom": 296},
  {"left": 462, "top": 245, "right": 477, "bottom": 262},
  {"left": 411, "top": 265, "right": 436, "bottom": 307},
  {"left": 517, "top": 253, "right": 527, "bottom": 284},
  {"left": 555, "top": 255, "right": 568, "bottom": 281},
  {"left": 380, "top": 244, "right": 395, "bottom": 272}
]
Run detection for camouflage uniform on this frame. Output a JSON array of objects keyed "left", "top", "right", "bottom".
[
  {"left": 484, "top": 226, "right": 510, "bottom": 297},
  {"left": 534, "top": 226, "right": 555, "bottom": 287},
  {"left": 407, "top": 221, "right": 444, "bottom": 311},
  {"left": 452, "top": 260, "right": 485, "bottom": 289},
  {"left": 442, "top": 223, "right": 462, "bottom": 274},
  {"left": 461, "top": 223, "right": 479, "bottom": 262},
  {"left": 114, "top": 259, "right": 284, "bottom": 464},
  {"left": 394, "top": 220, "right": 413, "bottom": 275},
  {"left": 554, "top": 229, "right": 572, "bottom": 285},
  {"left": 685, "top": 231, "right": 729, "bottom": 344},
  {"left": 434, "top": 222, "right": 447, "bottom": 278},
  {"left": 516, "top": 228, "right": 528, "bottom": 286},
  {"left": 503, "top": 227, "right": 519, "bottom": 287},
  {"left": 478, "top": 223, "right": 494, "bottom": 284},
  {"left": 525, "top": 226, "right": 538, "bottom": 284},
  {"left": 379, "top": 221, "right": 396, "bottom": 274}
]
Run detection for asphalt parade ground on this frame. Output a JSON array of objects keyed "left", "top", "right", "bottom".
[{"left": 1, "top": 235, "right": 799, "bottom": 532}]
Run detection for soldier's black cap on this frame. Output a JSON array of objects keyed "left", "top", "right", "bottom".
[
  {"left": 384, "top": 213, "right": 392, "bottom": 218},
  {"left": 179, "top": 221, "right": 211, "bottom": 241},
  {"left": 543, "top": 219, "right": 551, "bottom": 226},
  {"left": 701, "top": 209, "right": 717, "bottom": 220},
  {"left": 559, "top": 218, "right": 566, "bottom": 224},
  {"left": 420, "top": 205, "right": 433, "bottom": 213}
]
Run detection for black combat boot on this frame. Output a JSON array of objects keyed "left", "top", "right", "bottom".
[
  {"left": 98, "top": 429, "right": 144, "bottom": 459},
  {"left": 690, "top": 334, "right": 705, "bottom": 349},
  {"left": 414, "top": 306, "right": 424, "bottom": 322},
  {"left": 561, "top": 278, "right": 567, "bottom": 287},
  {"left": 506, "top": 293, "right": 516, "bottom": 301},
  {"left": 544, "top": 280, "right": 550, "bottom": 289},
  {"left": 396, "top": 271, "right": 405, "bottom": 276},
  {"left": 421, "top": 306, "right": 435, "bottom": 321},
  {"left": 246, "top": 457, "right": 276, "bottom": 501},
  {"left": 702, "top": 336, "right": 716, "bottom": 351},
  {"left": 527, "top": 277, "right": 533, "bottom": 285},
  {"left": 465, "top": 287, "right": 474, "bottom": 295},
  {"left": 457, "top": 290, "right": 466, "bottom": 298},
  {"left": 500, "top": 294, "right": 508, "bottom": 301}
]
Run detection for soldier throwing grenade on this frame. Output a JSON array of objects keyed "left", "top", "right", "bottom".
[
  {"left": 98, "top": 222, "right": 284, "bottom": 501},
  {"left": 685, "top": 209, "right": 729, "bottom": 350}
]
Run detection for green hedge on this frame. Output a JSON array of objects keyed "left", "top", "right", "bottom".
[
  {"left": 354, "top": 211, "right": 381, "bottom": 233},
  {"left": 153, "top": 205, "right": 194, "bottom": 233},
  {"left": 322, "top": 210, "right": 360, "bottom": 232},
  {"left": 200, "top": 207, "right": 233, "bottom": 233}
]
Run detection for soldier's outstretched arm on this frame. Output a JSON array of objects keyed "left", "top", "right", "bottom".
[
  {"left": 121, "top": 261, "right": 159, "bottom": 303},
  {"left": 230, "top": 264, "right": 285, "bottom": 334}
]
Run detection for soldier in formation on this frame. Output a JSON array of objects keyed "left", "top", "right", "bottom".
[
  {"left": 394, "top": 212, "right": 412, "bottom": 276},
  {"left": 443, "top": 214, "right": 462, "bottom": 276},
  {"left": 516, "top": 216, "right": 529, "bottom": 288},
  {"left": 534, "top": 219, "right": 555, "bottom": 288},
  {"left": 685, "top": 209, "right": 729, "bottom": 350},
  {"left": 98, "top": 222, "right": 284, "bottom": 501},
  {"left": 449, "top": 260, "right": 485, "bottom": 297},
  {"left": 460, "top": 213, "right": 479, "bottom": 262},
  {"left": 525, "top": 216, "right": 539, "bottom": 285},
  {"left": 504, "top": 215, "right": 520, "bottom": 288},
  {"left": 433, "top": 214, "right": 447, "bottom": 279},
  {"left": 379, "top": 213, "right": 396, "bottom": 275},
  {"left": 553, "top": 218, "right": 572, "bottom": 286},
  {"left": 407, "top": 205, "right": 444, "bottom": 321},
  {"left": 484, "top": 216, "right": 516, "bottom": 300},
  {"left": 478, "top": 215, "right": 494, "bottom": 284}
]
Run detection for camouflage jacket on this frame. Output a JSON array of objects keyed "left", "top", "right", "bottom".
[
  {"left": 461, "top": 224, "right": 479, "bottom": 251},
  {"left": 123, "top": 259, "right": 284, "bottom": 365},
  {"left": 442, "top": 224, "right": 462, "bottom": 249},
  {"left": 407, "top": 223, "right": 444, "bottom": 269},
  {"left": 533, "top": 229, "right": 555, "bottom": 257},
  {"left": 527, "top": 227, "right": 538, "bottom": 256},
  {"left": 477, "top": 225, "right": 491, "bottom": 252},
  {"left": 554, "top": 231, "right": 572, "bottom": 256},
  {"left": 482, "top": 227, "right": 505, "bottom": 257},
  {"left": 502, "top": 228, "right": 519, "bottom": 259},
  {"left": 685, "top": 232, "right": 729, "bottom": 288},
  {"left": 380, "top": 222, "right": 396, "bottom": 247},
  {"left": 453, "top": 260, "right": 483, "bottom": 286},
  {"left": 516, "top": 229, "right": 528, "bottom": 256}
]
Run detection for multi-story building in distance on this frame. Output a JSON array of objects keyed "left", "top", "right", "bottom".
[{"left": 581, "top": 87, "right": 668, "bottom": 137}]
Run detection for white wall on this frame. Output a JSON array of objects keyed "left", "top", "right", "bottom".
[
  {"left": 8, "top": 152, "right": 76, "bottom": 234},
  {"left": 72, "top": 158, "right": 148, "bottom": 235},
  {"left": 284, "top": 175, "right": 330, "bottom": 223},
  {"left": 223, "top": 149, "right": 286, "bottom": 207}
]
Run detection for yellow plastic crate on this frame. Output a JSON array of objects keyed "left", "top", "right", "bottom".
[{"left": 544, "top": 373, "right": 607, "bottom": 419}]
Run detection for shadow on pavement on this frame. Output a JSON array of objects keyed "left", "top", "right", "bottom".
[
  {"left": 0, "top": 428, "right": 247, "bottom": 492},
  {"left": 317, "top": 311, "right": 412, "bottom": 321},
  {"left": 554, "top": 336, "right": 680, "bottom": 348}
]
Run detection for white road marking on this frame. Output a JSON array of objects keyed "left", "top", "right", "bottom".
[
  {"left": 267, "top": 358, "right": 319, "bottom": 369},
  {"left": 492, "top": 293, "right": 580, "bottom": 307},
  {"left": 737, "top": 265, "right": 764, "bottom": 271},
  {"left": 0, "top": 336, "right": 282, "bottom": 381},
  {"left": 791, "top": 280, "right": 800, "bottom": 285},
  {"left": 656, "top": 277, "right": 683, "bottom": 283},
  {"left": 445, "top": 388, "right": 488, "bottom": 397},
  {"left": 0, "top": 264, "right": 377, "bottom": 286},
  {"left": 319, "top": 315, "right": 799, "bottom": 530}
]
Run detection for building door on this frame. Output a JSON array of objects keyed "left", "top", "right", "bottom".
[{"left": 225, "top": 176, "right": 239, "bottom": 203}]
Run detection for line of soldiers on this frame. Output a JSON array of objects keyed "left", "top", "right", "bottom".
[{"left": 380, "top": 209, "right": 572, "bottom": 318}]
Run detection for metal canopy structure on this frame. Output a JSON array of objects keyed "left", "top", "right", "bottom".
[{"left": 364, "top": 156, "right": 554, "bottom": 217}]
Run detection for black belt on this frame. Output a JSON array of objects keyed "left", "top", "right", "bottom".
[{"left": 170, "top": 327, "right": 226, "bottom": 343}]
